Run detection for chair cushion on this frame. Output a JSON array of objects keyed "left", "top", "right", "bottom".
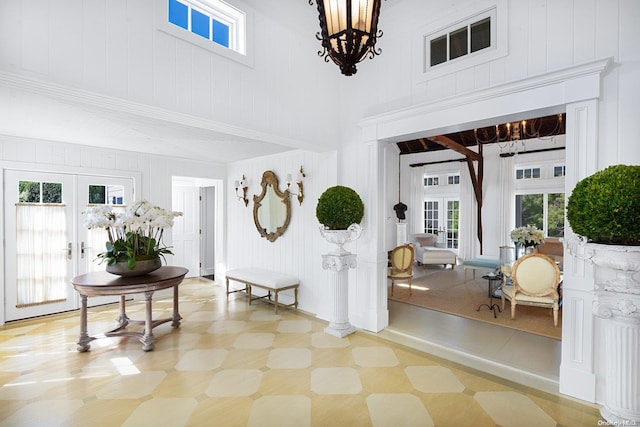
[{"left": 502, "top": 285, "right": 558, "bottom": 304}]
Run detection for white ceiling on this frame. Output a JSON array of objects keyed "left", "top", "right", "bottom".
[{"left": 0, "top": 82, "right": 303, "bottom": 163}]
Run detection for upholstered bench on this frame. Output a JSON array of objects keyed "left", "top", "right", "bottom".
[
  {"left": 225, "top": 268, "right": 299, "bottom": 314},
  {"left": 462, "top": 258, "right": 501, "bottom": 281}
]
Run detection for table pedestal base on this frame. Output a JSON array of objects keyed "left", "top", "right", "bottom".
[{"left": 77, "top": 282, "right": 182, "bottom": 352}]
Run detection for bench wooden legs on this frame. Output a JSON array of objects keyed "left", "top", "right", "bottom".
[{"left": 226, "top": 277, "right": 298, "bottom": 314}]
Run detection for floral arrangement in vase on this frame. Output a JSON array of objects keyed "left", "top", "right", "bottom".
[
  {"left": 510, "top": 225, "right": 545, "bottom": 247},
  {"left": 83, "top": 200, "right": 182, "bottom": 270}
]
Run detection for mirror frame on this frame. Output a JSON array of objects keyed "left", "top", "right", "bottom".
[{"left": 253, "top": 170, "right": 291, "bottom": 242}]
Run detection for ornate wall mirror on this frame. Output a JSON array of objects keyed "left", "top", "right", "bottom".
[{"left": 253, "top": 170, "right": 291, "bottom": 242}]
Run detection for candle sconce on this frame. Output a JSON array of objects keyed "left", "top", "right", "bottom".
[
  {"left": 286, "top": 166, "right": 306, "bottom": 205},
  {"left": 234, "top": 175, "right": 249, "bottom": 207}
]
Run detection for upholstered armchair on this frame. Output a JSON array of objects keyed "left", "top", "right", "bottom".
[
  {"left": 501, "top": 252, "right": 562, "bottom": 326},
  {"left": 388, "top": 244, "right": 415, "bottom": 296},
  {"left": 537, "top": 237, "right": 564, "bottom": 270}
]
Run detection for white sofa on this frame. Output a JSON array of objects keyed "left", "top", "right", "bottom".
[{"left": 410, "top": 233, "right": 457, "bottom": 269}]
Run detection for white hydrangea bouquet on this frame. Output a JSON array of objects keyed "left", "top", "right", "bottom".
[
  {"left": 83, "top": 200, "right": 183, "bottom": 269},
  {"left": 510, "top": 225, "right": 545, "bottom": 247}
]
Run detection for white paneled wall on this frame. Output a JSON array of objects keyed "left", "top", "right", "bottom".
[
  {"left": 226, "top": 150, "right": 337, "bottom": 318},
  {"left": 0, "top": 0, "right": 341, "bottom": 150}
]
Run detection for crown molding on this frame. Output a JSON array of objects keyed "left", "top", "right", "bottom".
[{"left": 0, "top": 70, "right": 310, "bottom": 152}]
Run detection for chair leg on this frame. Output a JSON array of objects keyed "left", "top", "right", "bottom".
[
  {"left": 501, "top": 295, "right": 505, "bottom": 311},
  {"left": 408, "top": 279, "right": 412, "bottom": 296},
  {"left": 553, "top": 308, "right": 558, "bottom": 327},
  {"left": 390, "top": 280, "right": 394, "bottom": 296},
  {"left": 511, "top": 301, "right": 516, "bottom": 320}
]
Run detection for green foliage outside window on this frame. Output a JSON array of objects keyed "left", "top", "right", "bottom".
[{"left": 19, "top": 181, "right": 62, "bottom": 203}]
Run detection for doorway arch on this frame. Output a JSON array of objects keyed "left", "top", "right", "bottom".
[{"left": 362, "top": 58, "right": 610, "bottom": 402}]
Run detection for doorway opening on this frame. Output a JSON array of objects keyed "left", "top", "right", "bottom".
[{"left": 171, "top": 177, "right": 223, "bottom": 281}]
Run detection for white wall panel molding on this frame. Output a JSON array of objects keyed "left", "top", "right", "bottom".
[
  {"left": 0, "top": 71, "right": 314, "bottom": 154},
  {"left": 359, "top": 58, "right": 611, "bottom": 142}
]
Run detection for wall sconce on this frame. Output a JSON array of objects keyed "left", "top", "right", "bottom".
[
  {"left": 286, "top": 166, "right": 306, "bottom": 205},
  {"left": 234, "top": 175, "right": 249, "bottom": 207}
]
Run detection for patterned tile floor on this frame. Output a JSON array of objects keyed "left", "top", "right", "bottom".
[{"left": 0, "top": 277, "right": 600, "bottom": 426}]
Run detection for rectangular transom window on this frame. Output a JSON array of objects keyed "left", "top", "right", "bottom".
[
  {"left": 429, "top": 11, "right": 494, "bottom": 67},
  {"left": 516, "top": 167, "right": 541, "bottom": 180},
  {"left": 167, "top": 0, "right": 245, "bottom": 53}
]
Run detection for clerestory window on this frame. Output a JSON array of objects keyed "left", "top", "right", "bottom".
[{"left": 168, "top": 0, "right": 245, "bottom": 54}]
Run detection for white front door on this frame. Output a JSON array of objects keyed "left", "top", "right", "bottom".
[
  {"left": 4, "top": 170, "right": 77, "bottom": 320},
  {"left": 4, "top": 170, "right": 135, "bottom": 321},
  {"left": 77, "top": 175, "right": 134, "bottom": 307}
]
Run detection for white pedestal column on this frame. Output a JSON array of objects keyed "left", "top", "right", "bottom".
[
  {"left": 322, "top": 253, "right": 357, "bottom": 338},
  {"left": 594, "top": 292, "right": 640, "bottom": 425},
  {"left": 396, "top": 222, "right": 407, "bottom": 246}
]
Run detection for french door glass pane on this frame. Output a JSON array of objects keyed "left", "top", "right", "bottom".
[
  {"left": 547, "top": 193, "right": 565, "bottom": 237},
  {"left": 424, "top": 200, "right": 439, "bottom": 234},
  {"left": 446, "top": 200, "right": 459, "bottom": 249}
]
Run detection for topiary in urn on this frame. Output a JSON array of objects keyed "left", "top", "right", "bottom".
[
  {"left": 566, "top": 164, "right": 640, "bottom": 246},
  {"left": 316, "top": 185, "right": 364, "bottom": 230}
]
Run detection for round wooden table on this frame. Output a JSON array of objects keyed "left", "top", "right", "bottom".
[{"left": 72, "top": 266, "right": 188, "bottom": 352}]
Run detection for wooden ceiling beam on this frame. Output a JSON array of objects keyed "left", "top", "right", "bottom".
[{"left": 429, "top": 135, "right": 481, "bottom": 161}]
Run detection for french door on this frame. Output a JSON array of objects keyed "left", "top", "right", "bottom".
[
  {"left": 424, "top": 197, "right": 460, "bottom": 250},
  {"left": 4, "top": 170, "right": 134, "bottom": 321}
]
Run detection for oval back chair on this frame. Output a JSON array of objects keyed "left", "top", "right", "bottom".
[
  {"left": 388, "top": 244, "right": 415, "bottom": 296},
  {"left": 501, "top": 252, "right": 561, "bottom": 326}
]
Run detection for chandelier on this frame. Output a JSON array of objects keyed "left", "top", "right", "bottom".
[
  {"left": 310, "top": 0, "right": 384, "bottom": 76},
  {"left": 474, "top": 114, "right": 565, "bottom": 155}
]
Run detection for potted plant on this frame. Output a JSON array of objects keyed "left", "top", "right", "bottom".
[
  {"left": 510, "top": 225, "right": 545, "bottom": 258},
  {"left": 566, "top": 164, "right": 640, "bottom": 425},
  {"left": 83, "top": 200, "right": 183, "bottom": 276},
  {"left": 316, "top": 185, "right": 364, "bottom": 255}
]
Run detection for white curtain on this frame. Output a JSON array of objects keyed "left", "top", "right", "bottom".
[
  {"left": 459, "top": 164, "right": 479, "bottom": 260},
  {"left": 499, "top": 155, "right": 516, "bottom": 245},
  {"left": 16, "top": 204, "right": 67, "bottom": 307},
  {"left": 409, "top": 166, "right": 425, "bottom": 236}
]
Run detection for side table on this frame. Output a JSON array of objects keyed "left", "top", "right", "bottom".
[
  {"left": 72, "top": 266, "right": 188, "bottom": 352},
  {"left": 477, "top": 273, "right": 502, "bottom": 318}
]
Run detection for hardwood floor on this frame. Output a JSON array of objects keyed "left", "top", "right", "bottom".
[{"left": 0, "top": 277, "right": 598, "bottom": 426}]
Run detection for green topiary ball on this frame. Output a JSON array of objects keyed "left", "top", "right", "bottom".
[
  {"left": 316, "top": 185, "right": 364, "bottom": 230},
  {"left": 566, "top": 164, "right": 640, "bottom": 245}
]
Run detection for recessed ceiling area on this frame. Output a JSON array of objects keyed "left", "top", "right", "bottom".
[{"left": 396, "top": 113, "right": 566, "bottom": 155}]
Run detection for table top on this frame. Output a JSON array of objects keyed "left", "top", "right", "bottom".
[{"left": 72, "top": 266, "right": 188, "bottom": 296}]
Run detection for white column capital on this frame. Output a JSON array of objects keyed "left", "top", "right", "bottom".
[{"left": 322, "top": 254, "right": 357, "bottom": 272}]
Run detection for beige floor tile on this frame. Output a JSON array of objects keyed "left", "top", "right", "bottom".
[
  {"left": 405, "top": 366, "right": 466, "bottom": 393},
  {"left": 233, "top": 333, "right": 275, "bottom": 349},
  {"left": 352, "top": 346, "right": 399, "bottom": 367},
  {"left": 206, "top": 369, "right": 262, "bottom": 397},
  {"left": 247, "top": 395, "right": 311, "bottom": 427},
  {"left": 0, "top": 399, "right": 84, "bottom": 426},
  {"left": 176, "top": 349, "right": 228, "bottom": 371},
  {"left": 122, "top": 397, "right": 198, "bottom": 427},
  {"left": 277, "top": 319, "right": 312, "bottom": 333},
  {"left": 95, "top": 371, "right": 167, "bottom": 399},
  {"left": 474, "top": 391, "right": 557, "bottom": 427},
  {"left": 266, "top": 348, "right": 311, "bottom": 369},
  {"left": 311, "top": 367, "right": 362, "bottom": 394},
  {"left": 367, "top": 393, "right": 434, "bottom": 427},
  {"left": 311, "top": 331, "right": 351, "bottom": 348}
]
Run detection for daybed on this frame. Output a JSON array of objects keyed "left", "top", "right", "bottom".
[{"left": 411, "top": 233, "right": 457, "bottom": 269}]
